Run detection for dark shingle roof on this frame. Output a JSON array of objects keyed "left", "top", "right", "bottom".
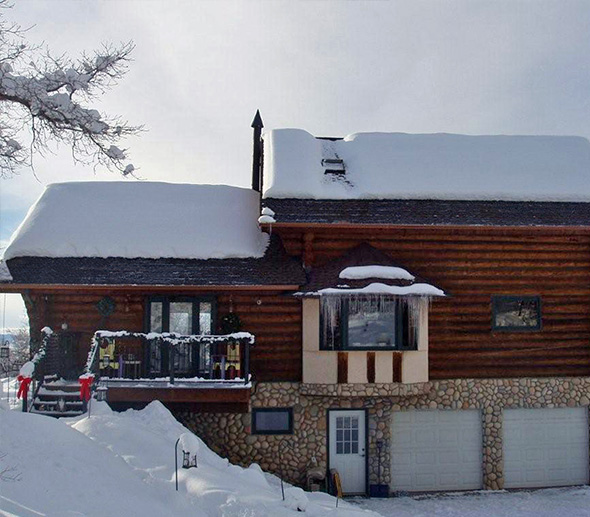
[
  {"left": 4, "top": 235, "right": 305, "bottom": 287},
  {"left": 263, "top": 198, "right": 590, "bottom": 226}
]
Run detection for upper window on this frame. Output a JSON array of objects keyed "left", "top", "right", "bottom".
[
  {"left": 147, "top": 297, "right": 214, "bottom": 335},
  {"left": 492, "top": 296, "right": 541, "bottom": 331},
  {"left": 320, "top": 298, "right": 417, "bottom": 351}
]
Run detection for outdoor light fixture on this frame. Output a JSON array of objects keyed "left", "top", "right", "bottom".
[{"left": 182, "top": 451, "right": 197, "bottom": 469}]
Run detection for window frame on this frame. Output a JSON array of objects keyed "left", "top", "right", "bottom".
[
  {"left": 251, "top": 407, "right": 294, "bottom": 435},
  {"left": 319, "top": 298, "right": 416, "bottom": 351},
  {"left": 145, "top": 295, "right": 217, "bottom": 335},
  {"left": 491, "top": 295, "right": 542, "bottom": 332}
]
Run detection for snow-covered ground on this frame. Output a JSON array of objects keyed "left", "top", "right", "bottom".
[
  {"left": 352, "top": 487, "right": 590, "bottom": 516},
  {"left": 0, "top": 375, "right": 20, "bottom": 410},
  {"left": 0, "top": 399, "right": 377, "bottom": 517},
  {"left": 2, "top": 394, "right": 590, "bottom": 517}
]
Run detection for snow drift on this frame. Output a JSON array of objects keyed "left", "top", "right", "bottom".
[
  {"left": 3, "top": 182, "right": 269, "bottom": 260},
  {"left": 0, "top": 401, "right": 376, "bottom": 517},
  {"left": 263, "top": 129, "right": 590, "bottom": 201}
]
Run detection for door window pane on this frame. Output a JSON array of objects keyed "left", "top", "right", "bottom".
[
  {"left": 335, "top": 414, "right": 360, "bottom": 455},
  {"left": 199, "top": 302, "right": 212, "bottom": 334},
  {"left": 348, "top": 300, "right": 396, "bottom": 348},
  {"left": 170, "top": 302, "right": 192, "bottom": 334},
  {"left": 150, "top": 302, "right": 163, "bottom": 333}
]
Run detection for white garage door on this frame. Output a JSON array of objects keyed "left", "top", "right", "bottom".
[
  {"left": 504, "top": 407, "right": 589, "bottom": 488},
  {"left": 391, "top": 410, "right": 483, "bottom": 492}
]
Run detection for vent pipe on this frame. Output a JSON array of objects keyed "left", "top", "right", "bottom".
[{"left": 251, "top": 110, "right": 264, "bottom": 192}]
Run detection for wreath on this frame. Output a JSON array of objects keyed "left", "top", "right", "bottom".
[{"left": 220, "top": 313, "right": 241, "bottom": 334}]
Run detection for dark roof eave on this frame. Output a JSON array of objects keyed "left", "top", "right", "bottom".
[{"left": 0, "top": 283, "right": 302, "bottom": 293}]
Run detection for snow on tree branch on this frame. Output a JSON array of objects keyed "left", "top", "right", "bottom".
[{"left": 0, "top": 1, "right": 141, "bottom": 177}]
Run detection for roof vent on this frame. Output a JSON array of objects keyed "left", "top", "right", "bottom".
[{"left": 322, "top": 158, "right": 346, "bottom": 175}]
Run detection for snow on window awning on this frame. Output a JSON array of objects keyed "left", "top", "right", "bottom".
[
  {"left": 3, "top": 182, "right": 269, "bottom": 260},
  {"left": 297, "top": 243, "right": 445, "bottom": 298},
  {"left": 263, "top": 129, "right": 590, "bottom": 201},
  {"left": 339, "top": 265, "right": 415, "bottom": 282}
]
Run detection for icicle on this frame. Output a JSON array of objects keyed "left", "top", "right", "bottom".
[{"left": 320, "top": 294, "right": 432, "bottom": 349}]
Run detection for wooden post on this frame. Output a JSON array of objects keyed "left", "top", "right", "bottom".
[
  {"left": 169, "top": 344, "right": 175, "bottom": 385},
  {"left": 243, "top": 341, "right": 250, "bottom": 385}
]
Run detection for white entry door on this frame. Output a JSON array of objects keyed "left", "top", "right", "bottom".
[
  {"left": 329, "top": 410, "right": 366, "bottom": 494},
  {"left": 504, "top": 408, "right": 589, "bottom": 488},
  {"left": 391, "top": 410, "right": 483, "bottom": 492}
]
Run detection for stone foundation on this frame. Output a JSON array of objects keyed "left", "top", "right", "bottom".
[{"left": 174, "top": 377, "right": 590, "bottom": 492}]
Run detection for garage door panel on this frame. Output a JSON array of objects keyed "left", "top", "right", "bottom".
[
  {"left": 504, "top": 408, "right": 589, "bottom": 489},
  {"left": 391, "top": 409, "right": 483, "bottom": 492}
]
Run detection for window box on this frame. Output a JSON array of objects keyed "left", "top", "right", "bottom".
[
  {"left": 252, "top": 408, "right": 294, "bottom": 435},
  {"left": 492, "top": 295, "right": 541, "bottom": 332}
]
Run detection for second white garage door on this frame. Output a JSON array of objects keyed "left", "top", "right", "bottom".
[
  {"left": 504, "top": 407, "right": 589, "bottom": 488},
  {"left": 391, "top": 410, "right": 483, "bottom": 492}
]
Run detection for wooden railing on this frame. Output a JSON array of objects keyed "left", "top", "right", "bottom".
[{"left": 86, "top": 331, "right": 254, "bottom": 385}]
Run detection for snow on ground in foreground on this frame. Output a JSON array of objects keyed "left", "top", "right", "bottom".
[
  {"left": 0, "top": 375, "right": 20, "bottom": 410},
  {"left": 352, "top": 487, "right": 590, "bottom": 517},
  {"left": 0, "top": 400, "right": 377, "bottom": 517}
]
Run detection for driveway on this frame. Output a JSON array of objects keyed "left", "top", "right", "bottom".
[{"left": 351, "top": 486, "right": 590, "bottom": 516}]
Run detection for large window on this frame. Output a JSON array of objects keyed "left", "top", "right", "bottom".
[
  {"left": 146, "top": 297, "right": 215, "bottom": 374},
  {"left": 492, "top": 296, "right": 541, "bottom": 331},
  {"left": 320, "top": 298, "right": 417, "bottom": 351}
]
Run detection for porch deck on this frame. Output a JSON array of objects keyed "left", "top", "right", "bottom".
[{"left": 87, "top": 330, "right": 254, "bottom": 410}]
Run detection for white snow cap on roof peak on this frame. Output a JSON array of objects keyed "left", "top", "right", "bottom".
[
  {"left": 4, "top": 181, "right": 269, "bottom": 260},
  {"left": 262, "top": 128, "right": 590, "bottom": 201}
]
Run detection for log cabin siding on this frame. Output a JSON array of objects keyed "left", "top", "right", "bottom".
[
  {"left": 24, "top": 290, "right": 302, "bottom": 382},
  {"left": 274, "top": 226, "right": 590, "bottom": 379}
]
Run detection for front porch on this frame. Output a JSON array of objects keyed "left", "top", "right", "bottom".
[
  {"left": 30, "top": 329, "right": 254, "bottom": 415},
  {"left": 88, "top": 330, "right": 254, "bottom": 410}
]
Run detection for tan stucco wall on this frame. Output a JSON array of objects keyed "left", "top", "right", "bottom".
[
  {"left": 302, "top": 351, "right": 338, "bottom": 384},
  {"left": 375, "top": 351, "right": 394, "bottom": 383},
  {"left": 302, "top": 298, "right": 320, "bottom": 352},
  {"left": 347, "top": 351, "right": 368, "bottom": 383},
  {"left": 401, "top": 350, "right": 429, "bottom": 383}
]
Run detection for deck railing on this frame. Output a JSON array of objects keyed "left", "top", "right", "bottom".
[{"left": 86, "top": 331, "right": 254, "bottom": 385}]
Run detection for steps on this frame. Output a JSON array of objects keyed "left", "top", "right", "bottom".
[{"left": 30, "top": 377, "right": 85, "bottom": 418}]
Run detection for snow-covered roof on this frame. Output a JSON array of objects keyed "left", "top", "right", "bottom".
[
  {"left": 263, "top": 129, "right": 590, "bottom": 201},
  {"left": 4, "top": 182, "right": 269, "bottom": 260}
]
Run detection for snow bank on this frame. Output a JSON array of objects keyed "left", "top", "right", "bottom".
[
  {"left": 263, "top": 129, "right": 590, "bottom": 201},
  {"left": 3, "top": 182, "right": 269, "bottom": 260},
  {"left": 0, "top": 401, "right": 377, "bottom": 517}
]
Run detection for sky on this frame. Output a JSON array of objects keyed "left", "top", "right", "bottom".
[{"left": 1, "top": 0, "right": 590, "bottom": 327}]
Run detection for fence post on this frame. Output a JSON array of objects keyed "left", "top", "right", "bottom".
[{"left": 169, "top": 344, "right": 175, "bottom": 385}]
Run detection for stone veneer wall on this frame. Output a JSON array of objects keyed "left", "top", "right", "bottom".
[{"left": 174, "top": 377, "right": 590, "bottom": 491}]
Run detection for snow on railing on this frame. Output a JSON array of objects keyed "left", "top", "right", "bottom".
[{"left": 17, "top": 327, "right": 52, "bottom": 411}]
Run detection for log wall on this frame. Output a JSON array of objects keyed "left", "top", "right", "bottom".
[{"left": 275, "top": 226, "right": 590, "bottom": 379}]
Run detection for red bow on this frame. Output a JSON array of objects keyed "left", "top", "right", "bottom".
[
  {"left": 17, "top": 375, "right": 32, "bottom": 400},
  {"left": 79, "top": 375, "right": 94, "bottom": 401}
]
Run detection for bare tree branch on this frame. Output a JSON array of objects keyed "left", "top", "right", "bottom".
[{"left": 0, "top": 1, "right": 141, "bottom": 178}]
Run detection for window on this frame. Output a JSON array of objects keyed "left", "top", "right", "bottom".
[
  {"left": 146, "top": 297, "right": 215, "bottom": 374},
  {"left": 252, "top": 408, "right": 293, "bottom": 435},
  {"left": 0, "top": 347, "right": 8, "bottom": 358},
  {"left": 492, "top": 296, "right": 541, "bottom": 331},
  {"left": 320, "top": 298, "right": 417, "bottom": 351}
]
